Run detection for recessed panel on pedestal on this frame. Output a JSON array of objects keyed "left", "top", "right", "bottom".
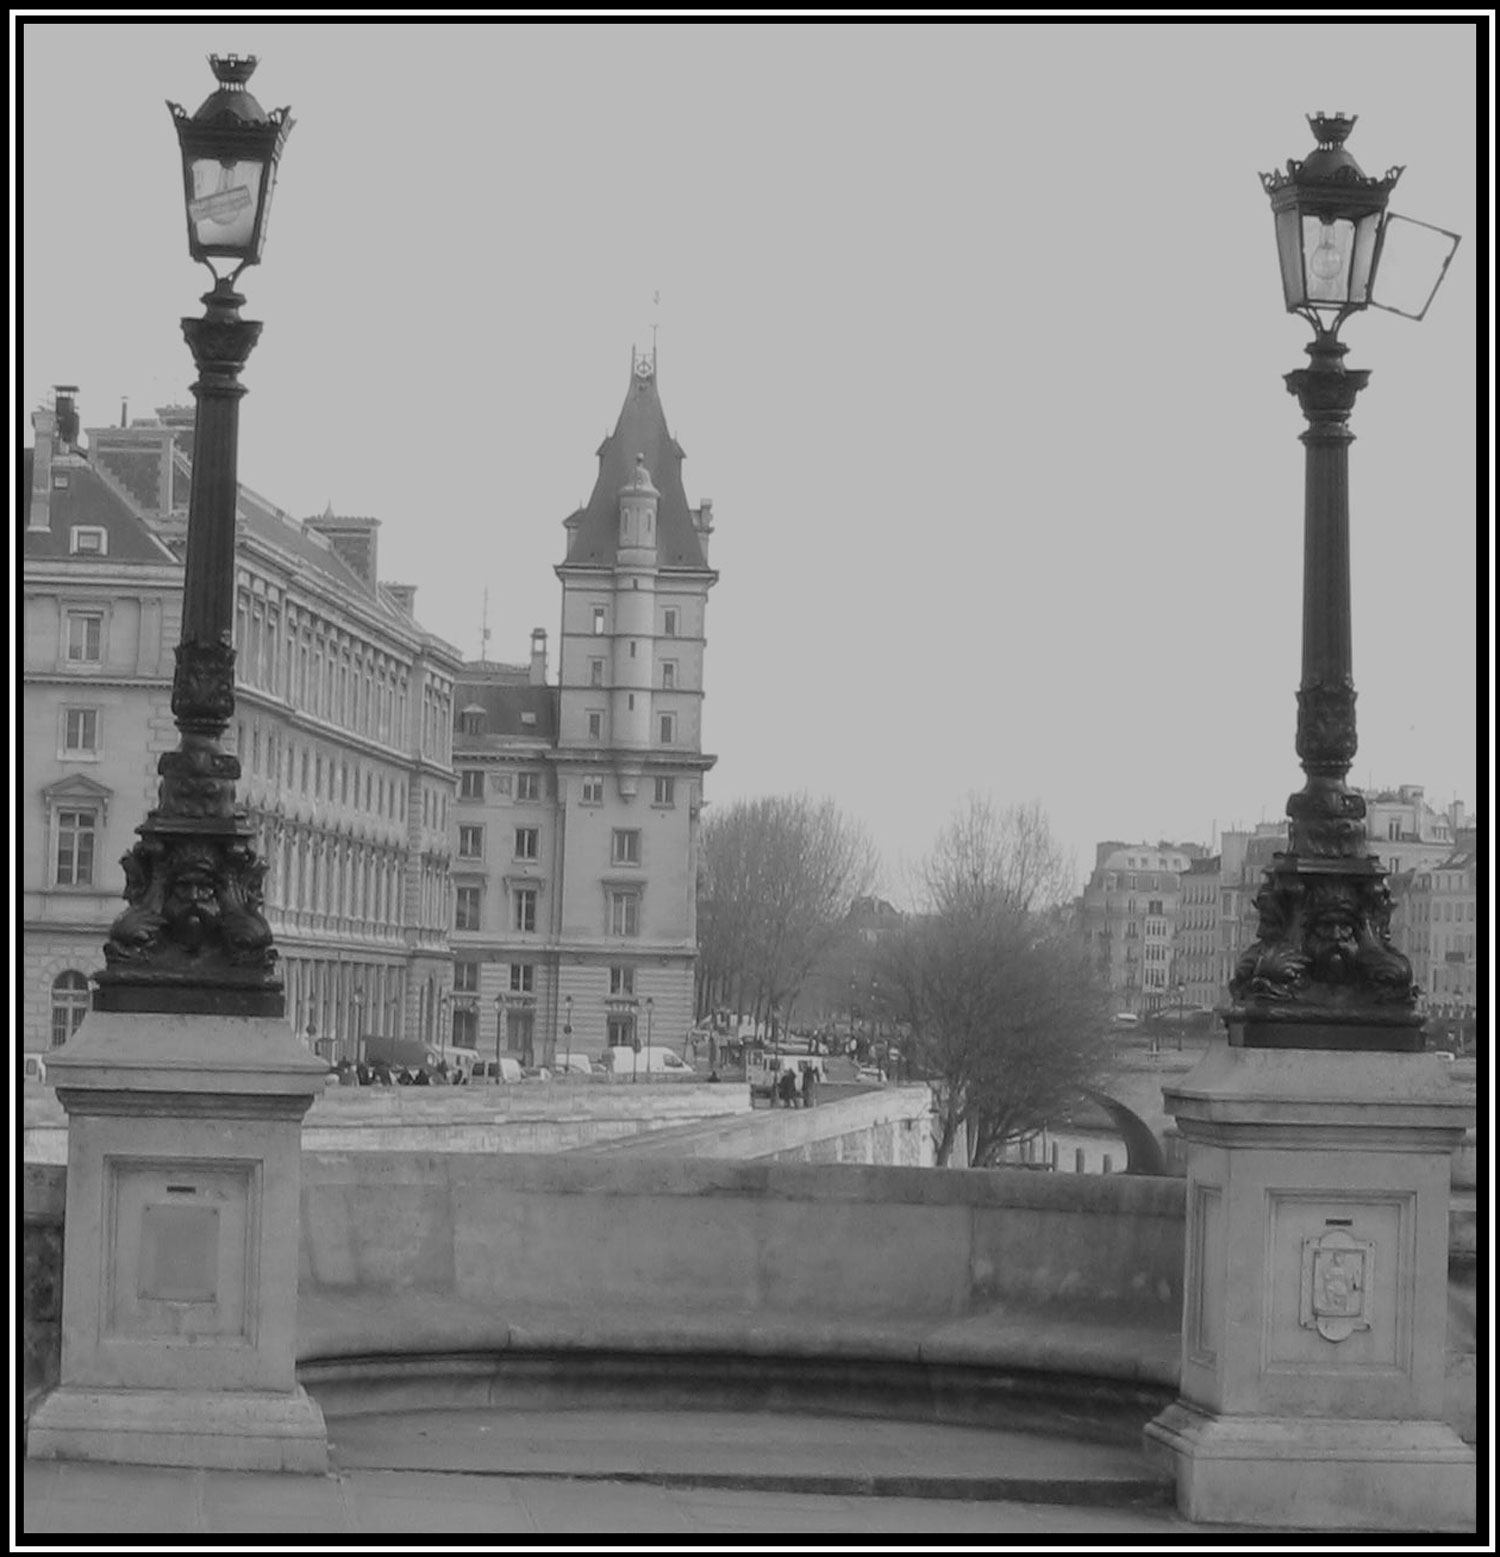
[
  {"left": 106, "top": 1158, "right": 258, "bottom": 1345},
  {"left": 1263, "top": 1192, "right": 1411, "bottom": 1382}
]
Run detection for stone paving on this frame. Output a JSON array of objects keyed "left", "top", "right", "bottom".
[{"left": 20, "top": 1406, "right": 1211, "bottom": 1539}]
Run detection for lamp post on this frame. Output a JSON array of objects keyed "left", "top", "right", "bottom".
[
  {"left": 645, "top": 995, "right": 654, "bottom": 1079},
  {"left": 27, "top": 55, "right": 330, "bottom": 1478},
  {"left": 563, "top": 994, "right": 574, "bottom": 1061},
  {"left": 1146, "top": 115, "right": 1472, "bottom": 1531},
  {"left": 437, "top": 992, "right": 450, "bottom": 1064},
  {"left": 494, "top": 992, "right": 506, "bottom": 1073},
  {"left": 93, "top": 55, "right": 294, "bottom": 1019},
  {"left": 1230, "top": 113, "right": 1459, "bottom": 1051},
  {"left": 350, "top": 988, "right": 364, "bottom": 1066}
]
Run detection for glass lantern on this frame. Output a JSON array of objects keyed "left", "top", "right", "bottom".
[{"left": 169, "top": 54, "right": 294, "bottom": 275}]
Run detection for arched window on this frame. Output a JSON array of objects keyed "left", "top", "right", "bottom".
[{"left": 51, "top": 970, "right": 90, "bottom": 1048}]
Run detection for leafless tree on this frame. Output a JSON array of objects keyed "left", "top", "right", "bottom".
[
  {"left": 881, "top": 799, "right": 1110, "bottom": 1167},
  {"left": 697, "top": 795, "right": 879, "bottom": 1033}
]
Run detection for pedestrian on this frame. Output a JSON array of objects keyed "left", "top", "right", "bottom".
[
  {"left": 801, "top": 1063, "right": 817, "bottom": 1109},
  {"left": 778, "top": 1068, "right": 798, "bottom": 1109},
  {"left": 355, "top": 1062, "right": 371, "bottom": 1086},
  {"left": 413, "top": 1066, "right": 430, "bottom": 1086}
]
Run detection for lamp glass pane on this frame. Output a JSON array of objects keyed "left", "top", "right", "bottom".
[
  {"left": 1369, "top": 213, "right": 1462, "bottom": 321},
  {"left": 187, "top": 156, "right": 265, "bottom": 253},
  {"left": 1347, "top": 212, "right": 1382, "bottom": 303},
  {"left": 1274, "top": 209, "right": 1305, "bottom": 309},
  {"left": 1301, "top": 214, "right": 1354, "bottom": 305}
]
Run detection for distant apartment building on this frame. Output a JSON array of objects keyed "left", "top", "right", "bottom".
[
  {"left": 1078, "top": 841, "right": 1207, "bottom": 1015},
  {"left": 1175, "top": 856, "right": 1222, "bottom": 1012},
  {"left": 1389, "top": 840, "right": 1478, "bottom": 1045},
  {"left": 447, "top": 352, "right": 718, "bottom": 1066},
  {"left": 23, "top": 390, "right": 461, "bottom": 1065},
  {"left": 1359, "top": 783, "right": 1470, "bottom": 879}
]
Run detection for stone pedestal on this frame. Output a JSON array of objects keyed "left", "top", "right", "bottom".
[
  {"left": 1144, "top": 1043, "right": 1474, "bottom": 1531},
  {"left": 26, "top": 1012, "right": 330, "bottom": 1474}
]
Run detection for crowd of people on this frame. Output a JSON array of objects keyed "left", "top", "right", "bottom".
[{"left": 331, "top": 1058, "right": 467, "bottom": 1087}]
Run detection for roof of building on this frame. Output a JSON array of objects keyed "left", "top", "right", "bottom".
[
  {"left": 22, "top": 449, "right": 179, "bottom": 565},
  {"left": 561, "top": 365, "right": 709, "bottom": 572},
  {"left": 451, "top": 679, "right": 560, "bottom": 748}
]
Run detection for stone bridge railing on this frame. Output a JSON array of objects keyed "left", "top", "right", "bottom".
[{"left": 25, "top": 1152, "right": 1474, "bottom": 1443}]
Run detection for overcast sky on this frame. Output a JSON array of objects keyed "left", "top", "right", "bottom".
[{"left": 18, "top": 19, "right": 1480, "bottom": 896}]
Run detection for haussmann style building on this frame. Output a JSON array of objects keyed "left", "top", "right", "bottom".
[
  {"left": 22, "top": 388, "right": 462, "bottom": 1069},
  {"left": 448, "top": 352, "right": 718, "bottom": 1068}
]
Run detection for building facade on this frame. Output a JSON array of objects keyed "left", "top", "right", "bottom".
[
  {"left": 23, "top": 390, "right": 461, "bottom": 1065},
  {"left": 1077, "top": 841, "right": 1206, "bottom": 1015},
  {"left": 448, "top": 353, "right": 718, "bottom": 1065},
  {"left": 1388, "top": 840, "right": 1478, "bottom": 1047}
]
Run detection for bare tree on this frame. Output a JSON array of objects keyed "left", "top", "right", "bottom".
[
  {"left": 881, "top": 799, "right": 1109, "bottom": 1167},
  {"left": 922, "top": 795, "right": 1073, "bottom": 919},
  {"left": 697, "top": 795, "right": 879, "bottom": 1031}
]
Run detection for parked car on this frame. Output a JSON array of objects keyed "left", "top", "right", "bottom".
[
  {"left": 551, "top": 1053, "right": 596, "bottom": 1078},
  {"left": 602, "top": 1045, "right": 691, "bottom": 1077},
  {"left": 472, "top": 1056, "right": 523, "bottom": 1084}
]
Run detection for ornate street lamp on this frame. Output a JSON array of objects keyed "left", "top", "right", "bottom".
[
  {"left": 94, "top": 56, "right": 293, "bottom": 1018},
  {"left": 645, "top": 995, "right": 654, "bottom": 1078},
  {"left": 1230, "top": 114, "right": 1460, "bottom": 1050}
]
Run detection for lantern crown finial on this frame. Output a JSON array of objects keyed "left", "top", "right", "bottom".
[
  {"left": 208, "top": 54, "right": 259, "bottom": 90},
  {"left": 1307, "top": 112, "right": 1357, "bottom": 150}
]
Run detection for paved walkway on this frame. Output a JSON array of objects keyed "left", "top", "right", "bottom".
[{"left": 21, "top": 1407, "right": 1222, "bottom": 1538}]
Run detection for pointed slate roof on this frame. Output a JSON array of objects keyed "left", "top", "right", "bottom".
[
  {"left": 561, "top": 365, "right": 709, "bottom": 571},
  {"left": 22, "top": 449, "right": 179, "bottom": 565}
]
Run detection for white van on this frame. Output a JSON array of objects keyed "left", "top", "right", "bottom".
[
  {"left": 552, "top": 1053, "right": 596, "bottom": 1079},
  {"left": 472, "top": 1056, "right": 523, "bottom": 1084},
  {"left": 602, "top": 1045, "right": 691, "bottom": 1077}
]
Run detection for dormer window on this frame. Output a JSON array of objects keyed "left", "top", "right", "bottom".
[
  {"left": 52, "top": 473, "right": 69, "bottom": 490},
  {"left": 69, "top": 526, "right": 106, "bottom": 555},
  {"left": 459, "top": 709, "right": 484, "bottom": 736}
]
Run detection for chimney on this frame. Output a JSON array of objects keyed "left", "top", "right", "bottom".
[
  {"left": 694, "top": 497, "right": 714, "bottom": 562},
  {"left": 383, "top": 583, "right": 417, "bottom": 617},
  {"left": 530, "top": 628, "right": 548, "bottom": 686},
  {"left": 29, "top": 407, "right": 56, "bottom": 532},
  {"left": 54, "top": 386, "right": 80, "bottom": 449},
  {"left": 306, "top": 509, "right": 380, "bottom": 587}
]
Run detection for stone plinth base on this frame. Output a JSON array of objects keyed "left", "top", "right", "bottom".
[
  {"left": 1145, "top": 1401, "right": 1474, "bottom": 1531},
  {"left": 27, "top": 1383, "right": 328, "bottom": 1474}
]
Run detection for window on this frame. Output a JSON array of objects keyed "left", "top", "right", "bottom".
[
  {"left": 69, "top": 527, "right": 106, "bottom": 556},
  {"left": 459, "top": 770, "right": 485, "bottom": 800},
  {"left": 63, "top": 708, "right": 99, "bottom": 755},
  {"left": 452, "top": 1006, "right": 479, "bottom": 1048},
  {"left": 455, "top": 886, "right": 482, "bottom": 931},
  {"left": 612, "top": 829, "right": 641, "bottom": 865},
  {"left": 629, "top": 640, "right": 637, "bottom": 659},
  {"left": 454, "top": 960, "right": 480, "bottom": 993},
  {"left": 582, "top": 776, "right": 605, "bottom": 805},
  {"left": 458, "top": 825, "right": 484, "bottom": 859},
  {"left": 1148, "top": 899, "right": 1163, "bottom": 917},
  {"left": 510, "top": 964, "right": 534, "bottom": 994},
  {"left": 661, "top": 662, "right": 676, "bottom": 690},
  {"left": 653, "top": 777, "right": 675, "bottom": 806},
  {"left": 66, "top": 612, "right": 102, "bottom": 663},
  {"left": 588, "top": 712, "right": 603, "bottom": 739},
  {"left": 56, "top": 809, "right": 97, "bottom": 886},
  {"left": 663, "top": 608, "right": 678, "bottom": 637},
  {"left": 514, "top": 887, "right": 538, "bottom": 933},
  {"left": 610, "top": 891, "right": 639, "bottom": 937},
  {"left": 659, "top": 713, "right": 675, "bottom": 744},
  {"left": 516, "top": 772, "right": 540, "bottom": 802},
  {"left": 592, "top": 606, "right": 606, "bottom": 636},
  {"left": 610, "top": 965, "right": 635, "bottom": 996},
  {"left": 514, "top": 827, "right": 539, "bottom": 861},
  {"left": 590, "top": 659, "right": 605, "bottom": 687},
  {"left": 460, "top": 709, "right": 483, "bottom": 736},
  {"left": 50, "top": 971, "right": 90, "bottom": 1048}
]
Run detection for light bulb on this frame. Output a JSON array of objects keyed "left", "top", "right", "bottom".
[{"left": 1309, "top": 221, "right": 1345, "bottom": 282}]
